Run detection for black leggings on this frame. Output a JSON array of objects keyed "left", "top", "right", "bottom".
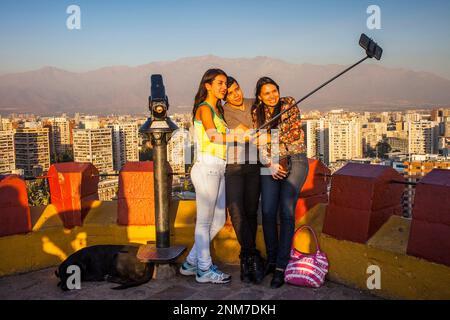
[{"left": 225, "top": 164, "right": 261, "bottom": 258}]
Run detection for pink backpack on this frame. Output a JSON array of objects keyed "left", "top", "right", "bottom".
[{"left": 284, "top": 225, "right": 329, "bottom": 288}]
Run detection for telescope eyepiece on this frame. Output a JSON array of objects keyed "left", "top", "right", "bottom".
[{"left": 149, "top": 74, "right": 169, "bottom": 119}]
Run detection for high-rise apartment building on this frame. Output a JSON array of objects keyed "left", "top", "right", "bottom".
[
  {"left": 386, "top": 137, "right": 409, "bottom": 154},
  {"left": 405, "top": 113, "right": 421, "bottom": 123},
  {"left": 328, "top": 119, "right": 363, "bottom": 163},
  {"left": 73, "top": 128, "right": 113, "bottom": 173},
  {"left": 407, "top": 121, "right": 439, "bottom": 155},
  {"left": 108, "top": 122, "right": 139, "bottom": 171},
  {"left": 14, "top": 128, "right": 51, "bottom": 177},
  {"left": 0, "top": 130, "right": 15, "bottom": 174},
  {"left": 81, "top": 117, "right": 100, "bottom": 130},
  {"left": 48, "top": 117, "right": 72, "bottom": 159},
  {"left": 361, "top": 122, "right": 387, "bottom": 156},
  {"left": 305, "top": 119, "right": 329, "bottom": 165},
  {"left": 0, "top": 117, "right": 13, "bottom": 131}
]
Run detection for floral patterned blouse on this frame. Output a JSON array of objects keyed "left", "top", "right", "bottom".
[{"left": 251, "top": 97, "right": 306, "bottom": 165}]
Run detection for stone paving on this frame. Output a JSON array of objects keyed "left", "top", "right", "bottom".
[{"left": 0, "top": 263, "right": 382, "bottom": 300}]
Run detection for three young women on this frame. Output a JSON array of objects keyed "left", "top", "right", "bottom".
[{"left": 180, "top": 71, "right": 308, "bottom": 289}]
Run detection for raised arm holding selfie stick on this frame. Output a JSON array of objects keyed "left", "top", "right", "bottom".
[{"left": 255, "top": 33, "right": 383, "bottom": 134}]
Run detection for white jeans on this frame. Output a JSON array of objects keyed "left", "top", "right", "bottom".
[{"left": 186, "top": 154, "right": 227, "bottom": 271}]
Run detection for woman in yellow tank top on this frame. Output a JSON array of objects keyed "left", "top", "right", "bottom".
[{"left": 180, "top": 69, "right": 247, "bottom": 284}]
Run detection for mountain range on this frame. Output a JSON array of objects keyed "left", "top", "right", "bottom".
[{"left": 1, "top": 55, "right": 450, "bottom": 115}]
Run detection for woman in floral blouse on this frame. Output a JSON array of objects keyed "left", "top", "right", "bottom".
[{"left": 251, "top": 77, "right": 309, "bottom": 288}]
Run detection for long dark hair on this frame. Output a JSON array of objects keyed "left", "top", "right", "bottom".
[
  {"left": 192, "top": 68, "right": 227, "bottom": 122},
  {"left": 251, "top": 77, "right": 281, "bottom": 129}
]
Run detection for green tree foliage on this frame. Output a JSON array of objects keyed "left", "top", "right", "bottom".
[
  {"left": 376, "top": 138, "right": 392, "bottom": 159},
  {"left": 27, "top": 179, "right": 50, "bottom": 207}
]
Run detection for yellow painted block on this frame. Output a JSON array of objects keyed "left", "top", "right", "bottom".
[
  {"left": 171, "top": 200, "right": 197, "bottom": 227},
  {"left": 367, "top": 215, "right": 411, "bottom": 254},
  {"left": 2, "top": 200, "right": 450, "bottom": 300}
]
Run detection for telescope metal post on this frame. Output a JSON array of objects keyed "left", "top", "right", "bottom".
[{"left": 151, "top": 131, "right": 170, "bottom": 248}]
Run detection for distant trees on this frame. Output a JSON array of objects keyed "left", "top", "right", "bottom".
[
  {"left": 376, "top": 138, "right": 392, "bottom": 159},
  {"left": 139, "top": 140, "right": 153, "bottom": 161},
  {"left": 56, "top": 151, "right": 74, "bottom": 163},
  {"left": 51, "top": 151, "right": 74, "bottom": 164},
  {"left": 27, "top": 179, "right": 50, "bottom": 206}
]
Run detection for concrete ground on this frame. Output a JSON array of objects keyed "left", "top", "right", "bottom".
[{"left": 0, "top": 263, "right": 381, "bottom": 300}]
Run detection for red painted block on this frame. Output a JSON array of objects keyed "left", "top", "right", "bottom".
[
  {"left": 299, "top": 159, "right": 330, "bottom": 198},
  {"left": 328, "top": 163, "right": 405, "bottom": 211},
  {"left": 323, "top": 203, "right": 401, "bottom": 243},
  {"left": 295, "top": 193, "right": 328, "bottom": 223},
  {"left": 47, "top": 163, "right": 99, "bottom": 229},
  {"left": 117, "top": 161, "right": 155, "bottom": 226},
  {"left": 323, "top": 163, "right": 404, "bottom": 243},
  {"left": 407, "top": 169, "right": 450, "bottom": 266},
  {"left": 0, "top": 175, "right": 31, "bottom": 237},
  {"left": 411, "top": 169, "right": 450, "bottom": 226},
  {"left": 407, "top": 219, "right": 450, "bottom": 267}
]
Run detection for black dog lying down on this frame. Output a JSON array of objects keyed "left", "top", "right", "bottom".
[{"left": 55, "top": 245, "right": 154, "bottom": 291}]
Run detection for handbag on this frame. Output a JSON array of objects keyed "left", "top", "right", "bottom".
[{"left": 284, "top": 225, "right": 329, "bottom": 288}]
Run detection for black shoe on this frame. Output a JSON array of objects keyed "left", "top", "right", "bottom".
[
  {"left": 252, "top": 252, "right": 265, "bottom": 284},
  {"left": 240, "top": 255, "right": 253, "bottom": 283},
  {"left": 264, "top": 262, "right": 276, "bottom": 276},
  {"left": 270, "top": 270, "right": 285, "bottom": 289}
]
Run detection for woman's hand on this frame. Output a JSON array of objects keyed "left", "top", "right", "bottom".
[{"left": 268, "top": 163, "right": 288, "bottom": 180}]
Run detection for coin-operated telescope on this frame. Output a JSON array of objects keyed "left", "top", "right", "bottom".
[{"left": 139, "top": 75, "right": 185, "bottom": 268}]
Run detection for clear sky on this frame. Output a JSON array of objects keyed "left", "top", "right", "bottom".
[{"left": 1, "top": 0, "right": 450, "bottom": 79}]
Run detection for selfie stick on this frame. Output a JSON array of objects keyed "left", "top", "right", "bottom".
[{"left": 256, "top": 33, "right": 383, "bottom": 132}]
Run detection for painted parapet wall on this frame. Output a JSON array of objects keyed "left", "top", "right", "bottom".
[
  {"left": 1, "top": 162, "right": 449, "bottom": 299},
  {"left": 1, "top": 200, "right": 449, "bottom": 299},
  {"left": 0, "top": 159, "right": 329, "bottom": 276}
]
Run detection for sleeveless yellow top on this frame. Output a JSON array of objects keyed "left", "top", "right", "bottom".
[{"left": 194, "top": 102, "right": 228, "bottom": 160}]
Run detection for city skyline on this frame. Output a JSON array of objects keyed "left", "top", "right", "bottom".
[
  {"left": 1, "top": 107, "right": 449, "bottom": 169},
  {"left": 1, "top": 107, "right": 449, "bottom": 210}
]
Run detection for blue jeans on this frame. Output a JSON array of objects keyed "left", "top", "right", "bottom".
[{"left": 261, "top": 153, "right": 309, "bottom": 270}]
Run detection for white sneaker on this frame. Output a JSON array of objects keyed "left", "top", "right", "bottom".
[
  {"left": 196, "top": 265, "right": 231, "bottom": 284},
  {"left": 179, "top": 261, "right": 197, "bottom": 276}
]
